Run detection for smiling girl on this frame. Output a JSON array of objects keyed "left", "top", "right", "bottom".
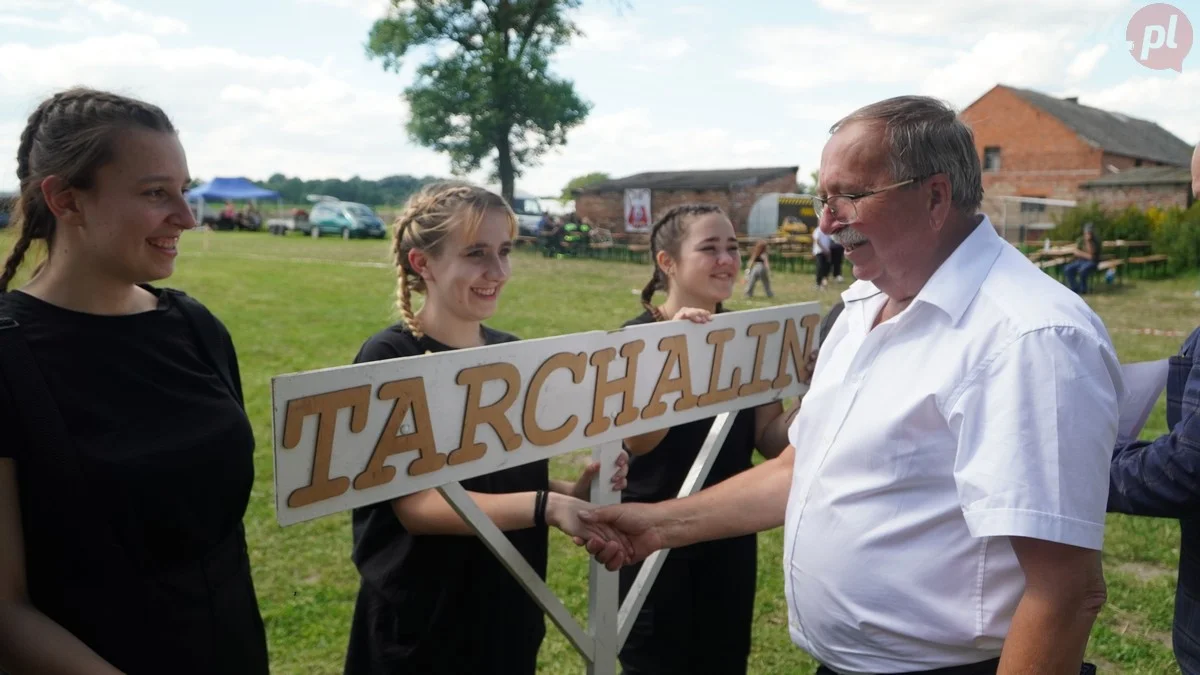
[
  {"left": 617, "top": 204, "right": 798, "bottom": 675},
  {"left": 343, "top": 182, "right": 628, "bottom": 675},
  {"left": 0, "top": 88, "right": 268, "bottom": 674}
]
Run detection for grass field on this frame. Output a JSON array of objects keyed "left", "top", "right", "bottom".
[{"left": 4, "top": 227, "right": 1198, "bottom": 674}]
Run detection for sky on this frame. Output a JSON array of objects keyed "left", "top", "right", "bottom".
[{"left": 1, "top": 0, "right": 1197, "bottom": 198}]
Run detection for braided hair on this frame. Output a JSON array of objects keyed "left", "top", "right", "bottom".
[
  {"left": 1, "top": 87, "right": 175, "bottom": 291},
  {"left": 639, "top": 204, "right": 727, "bottom": 321},
  {"left": 390, "top": 182, "right": 517, "bottom": 339}
]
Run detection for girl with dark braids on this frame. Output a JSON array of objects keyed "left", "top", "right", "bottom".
[
  {"left": 0, "top": 88, "right": 268, "bottom": 673},
  {"left": 617, "top": 204, "right": 802, "bottom": 675},
  {"left": 343, "top": 181, "right": 628, "bottom": 675}
]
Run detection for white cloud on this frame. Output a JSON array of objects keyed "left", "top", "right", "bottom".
[
  {"left": 672, "top": 5, "right": 712, "bottom": 19},
  {"left": 559, "top": 10, "right": 691, "bottom": 73},
  {"left": 1067, "top": 44, "right": 1109, "bottom": 81},
  {"left": 297, "top": 0, "right": 394, "bottom": 19},
  {"left": 77, "top": 0, "right": 188, "bottom": 35},
  {"left": 919, "top": 28, "right": 1088, "bottom": 105},
  {"left": 0, "top": 0, "right": 184, "bottom": 34},
  {"left": 1077, "top": 72, "right": 1200, "bottom": 147},
  {"left": 0, "top": 0, "right": 68, "bottom": 9},
  {"left": 0, "top": 13, "right": 86, "bottom": 31},
  {"left": 571, "top": 12, "right": 641, "bottom": 53},
  {"left": 737, "top": 26, "right": 950, "bottom": 89},
  {"left": 815, "top": 0, "right": 1133, "bottom": 37},
  {"left": 652, "top": 36, "right": 689, "bottom": 60},
  {"left": 0, "top": 32, "right": 447, "bottom": 190},
  {"left": 743, "top": 24, "right": 1118, "bottom": 110}
]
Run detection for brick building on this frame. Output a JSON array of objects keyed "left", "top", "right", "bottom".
[
  {"left": 1078, "top": 166, "right": 1194, "bottom": 211},
  {"left": 960, "top": 84, "right": 1194, "bottom": 222},
  {"left": 572, "top": 166, "right": 798, "bottom": 234}
]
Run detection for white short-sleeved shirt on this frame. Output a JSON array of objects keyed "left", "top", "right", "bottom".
[{"left": 783, "top": 215, "right": 1123, "bottom": 674}]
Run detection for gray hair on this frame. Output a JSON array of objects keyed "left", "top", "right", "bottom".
[{"left": 830, "top": 95, "right": 983, "bottom": 212}]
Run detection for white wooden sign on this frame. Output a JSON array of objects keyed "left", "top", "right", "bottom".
[{"left": 271, "top": 302, "right": 821, "bottom": 526}]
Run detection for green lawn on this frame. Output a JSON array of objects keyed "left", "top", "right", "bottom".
[{"left": 4, "top": 228, "right": 1196, "bottom": 674}]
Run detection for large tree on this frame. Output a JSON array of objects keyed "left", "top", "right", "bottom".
[{"left": 367, "top": 0, "right": 592, "bottom": 204}]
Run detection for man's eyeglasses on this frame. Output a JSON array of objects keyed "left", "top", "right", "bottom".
[{"left": 812, "top": 176, "right": 925, "bottom": 225}]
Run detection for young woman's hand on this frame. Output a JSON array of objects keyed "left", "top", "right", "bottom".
[
  {"left": 547, "top": 493, "right": 633, "bottom": 552},
  {"left": 671, "top": 307, "right": 713, "bottom": 323},
  {"left": 570, "top": 450, "right": 630, "bottom": 500}
]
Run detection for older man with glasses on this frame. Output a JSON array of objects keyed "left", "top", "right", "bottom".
[{"left": 577, "top": 95, "right": 1121, "bottom": 675}]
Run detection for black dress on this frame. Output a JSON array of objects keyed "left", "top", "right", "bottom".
[
  {"left": 343, "top": 324, "right": 551, "bottom": 675},
  {"left": 617, "top": 309, "right": 760, "bottom": 675},
  {"left": 0, "top": 287, "right": 268, "bottom": 675}
]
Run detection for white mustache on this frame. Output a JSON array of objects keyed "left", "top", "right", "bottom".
[{"left": 831, "top": 227, "right": 868, "bottom": 247}]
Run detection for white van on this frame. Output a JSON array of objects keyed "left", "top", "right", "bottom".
[{"left": 488, "top": 185, "right": 545, "bottom": 236}]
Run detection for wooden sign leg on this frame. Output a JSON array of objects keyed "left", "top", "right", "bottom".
[
  {"left": 438, "top": 481, "right": 595, "bottom": 658},
  {"left": 587, "top": 440, "right": 623, "bottom": 675},
  {"left": 617, "top": 411, "right": 736, "bottom": 649}
]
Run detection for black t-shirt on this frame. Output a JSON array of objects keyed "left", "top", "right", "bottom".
[
  {"left": 0, "top": 287, "right": 265, "bottom": 673},
  {"left": 620, "top": 310, "right": 759, "bottom": 508},
  {"left": 345, "top": 323, "right": 550, "bottom": 674},
  {"left": 0, "top": 287, "right": 255, "bottom": 568}
]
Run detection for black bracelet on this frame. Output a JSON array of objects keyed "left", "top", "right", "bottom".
[{"left": 534, "top": 490, "right": 548, "bottom": 528}]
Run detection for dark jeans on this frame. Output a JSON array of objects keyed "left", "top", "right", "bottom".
[
  {"left": 830, "top": 243, "right": 845, "bottom": 278},
  {"left": 1064, "top": 259, "right": 1099, "bottom": 294},
  {"left": 816, "top": 253, "right": 832, "bottom": 286}
]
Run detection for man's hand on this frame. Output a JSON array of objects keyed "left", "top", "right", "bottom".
[{"left": 572, "top": 503, "right": 667, "bottom": 571}]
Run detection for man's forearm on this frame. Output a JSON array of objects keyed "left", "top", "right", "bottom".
[
  {"left": 654, "top": 446, "right": 794, "bottom": 549},
  {"left": 998, "top": 580, "right": 1103, "bottom": 674}
]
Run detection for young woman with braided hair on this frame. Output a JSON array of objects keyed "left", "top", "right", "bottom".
[
  {"left": 617, "top": 204, "right": 802, "bottom": 675},
  {"left": 0, "top": 88, "right": 268, "bottom": 674},
  {"left": 343, "top": 181, "right": 629, "bottom": 675}
]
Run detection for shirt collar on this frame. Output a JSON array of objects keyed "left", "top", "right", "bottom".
[{"left": 839, "top": 214, "right": 1005, "bottom": 325}]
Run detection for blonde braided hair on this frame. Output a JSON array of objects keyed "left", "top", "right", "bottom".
[{"left": 390, "top": 182, "right": 517, "bottom": 339}]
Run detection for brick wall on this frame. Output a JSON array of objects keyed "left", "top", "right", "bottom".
[
  {"left": 961, "top": 86, "right": 1104, "bottom": 202},
  {"left": 1078, "top": 184, "right": 1192, "bottom": 210},
  {"left": 1102, "top": 153, "right": 1170, "bottom": 171},
  {"left": 575, "top": 172, "right": 797, "bottom": 235}
]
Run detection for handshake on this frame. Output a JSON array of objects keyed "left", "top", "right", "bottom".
[{"left": 567, "top": 501, "right": 665, "bottom": 571}]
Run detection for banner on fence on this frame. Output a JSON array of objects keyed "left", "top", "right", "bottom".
[
  {"left": 271, "top": 302, "right": 821, "bottom": 526},
  {"left": 624, "top": 188, "right": 651, "bottom": 233}
]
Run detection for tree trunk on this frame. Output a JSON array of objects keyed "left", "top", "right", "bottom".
[{"left": 497, "top": 131, "right": 515, "bottom": 205}]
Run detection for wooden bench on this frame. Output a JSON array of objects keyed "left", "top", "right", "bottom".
[
  {"left": 624, "top": 244, "right": 651, "bottom": 263},
  {"left": 1127, "top": 254, "right": 1169, "bottom": 278},
  {"left": 1036, "top": 256, "right": 1070, "bottom": 271}
]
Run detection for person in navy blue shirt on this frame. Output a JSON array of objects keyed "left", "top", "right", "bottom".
[{"left": 1108, "top": 143, "right": 1200, "bottom": 675}]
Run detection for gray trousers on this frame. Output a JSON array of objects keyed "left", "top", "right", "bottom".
[{"left": 744, "top": 262, "right": 773, "bottom": 297}]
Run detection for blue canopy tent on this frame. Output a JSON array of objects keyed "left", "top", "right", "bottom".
[{"left": 185, "top": 177, "right": 281, "bottom": 226}]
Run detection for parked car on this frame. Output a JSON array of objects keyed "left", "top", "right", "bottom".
[
  {"left": 0, "top": 192, "right": 14, "bottom": 229},
  {"left": 269, "top": 199, "right": 386, "bottom": 239},
  {"left": 508, "top": 193, "right": 546, "bottom": 237}
]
